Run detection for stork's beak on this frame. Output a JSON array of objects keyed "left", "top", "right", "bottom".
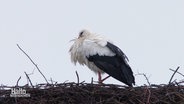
[{"left": 69, "top": 38, "right": 77, "bottom": 42}]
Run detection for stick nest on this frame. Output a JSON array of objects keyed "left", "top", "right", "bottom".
[{"left": 0, "top": 82, "right": 184, "bottom": 104}]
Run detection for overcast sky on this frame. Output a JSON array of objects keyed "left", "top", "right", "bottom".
[{"left": 0, "top": 0, "right": 184, "bottom": 86}]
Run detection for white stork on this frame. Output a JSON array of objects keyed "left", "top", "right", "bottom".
[{"left": 69, "top": 30, "right": 135, "bottom": 86}]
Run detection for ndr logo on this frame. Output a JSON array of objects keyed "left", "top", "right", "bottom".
[{"left": 10, "top": 88, "right": 30, "bottom": 97}]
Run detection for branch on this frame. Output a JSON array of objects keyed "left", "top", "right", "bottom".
[
  {"left": 169, "top": 68, "right": 184, "bottom": 77},
  {"left": 91, "top": 77, "right": 93, "bottom": 84},
  {"left": 144, "top": 86, "right": 151, "bottom": 104},
  {"left": 48, "top": 78, "right": 57, "bottom": 85},
  {"left": 136, "top": 73, "right": 151, "bottom": 86},
  {"left": 16, "top": 76, "right": 21, "bottom": 86},
  {"left": 169, "top": 66, "right": 180, "bottom": 84},
  {"left": 75, "top": 71, "right": 79, "bottom": 84},
  {"left": 24, "top": 71, "right": 34, "bottom": 87},
  {"left": 50, "top": 78, "right": 54, "bottom": 84},
  {"left": 17, "top": 44, "right": 49, "bottom": 84},
  {"left": 27, "top": 68, "right": 35, "bottom": 75}
]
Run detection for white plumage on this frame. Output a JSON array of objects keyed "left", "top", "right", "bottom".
[
  {"left": 70, "top": 30, "right": 112, "bottom": 73},
  {"left": 69, "top": 29, "right": 135, "bottom": 86}
]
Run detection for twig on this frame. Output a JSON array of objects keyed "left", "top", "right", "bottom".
[
  {"left": 75, "top": 71, "right": 79, "bottom": 84},
  {"left": 24, "top": 71, "right": 34, "bottom": 87},
  {"left": 136, "top": 73, "right": 151, "bottom": 86},
  {"left": 14, "top": 97, "right": 17, "bottom": 104},
  {"left": 101, "top": 75, "right": 110, "bottom": 82},
  {"left": 49, "top": 78, "right": 57, "bottom": 85},
  {"left": 169, "top": 68, "right": 184, "bottom": 77},
  {"left": 16, "top": 76, "right": 21, "bottom": 86},
  {"left": 63, "top": 80, "right": 69, "bottom": 83},
  {"left": 91, "top": 77, "right": 93, "bottom": 84},
  {"left": 146, "top": 87, "right": 151, "bottom": 104},
  {"left": 27, "top": 68, "right": 35, "bottom": 75},
  {"left": 17, "top": 44, "right": 49, "bottom": 84},
  {"left": 169, "top": 66, "right": 180, "bottom": 84},
  {"left": 50, "top": 78, "right": 53, "bottom": 85}
]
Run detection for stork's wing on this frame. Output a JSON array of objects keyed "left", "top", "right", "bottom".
[
  {"left": 106, "top": 42, "right": 129, "bottom": 63},
  {"left": 87, "top": 42, "right": 135, "bottom": 86}
]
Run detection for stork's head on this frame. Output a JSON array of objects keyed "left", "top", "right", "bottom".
[{"left": 78, "top": 29, "right": 91, "bottom": 39}]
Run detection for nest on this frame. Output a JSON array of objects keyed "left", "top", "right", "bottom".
[{"left": 0, "top": 82, "right": 184, "bottom": 104}]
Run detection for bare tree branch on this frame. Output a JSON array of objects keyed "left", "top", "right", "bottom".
[
  {"left": 17, "top": 44, "right": 49, "bottom": 84},
  {"left": 169, "top": 66, "right": 180, "bottom": 84}
]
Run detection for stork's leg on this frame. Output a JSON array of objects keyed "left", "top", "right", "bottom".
[
  {"left": 98, "top": 71, "right": 102, "bottom": 84},
  {"left": 98, "top": 71, "right": 110, "bottom": 84}
]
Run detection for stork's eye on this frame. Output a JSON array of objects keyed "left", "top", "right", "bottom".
[{"left": 79, "top": 31, "right": 84, "bottom": 37}]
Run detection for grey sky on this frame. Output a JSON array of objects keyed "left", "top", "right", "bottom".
[{"left": 0, "top": 0, "right": 184, "bottom": 86}]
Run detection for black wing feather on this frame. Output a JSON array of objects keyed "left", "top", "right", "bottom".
[{"left": 87, "top": 42, "right": 135, "bottom": 86}]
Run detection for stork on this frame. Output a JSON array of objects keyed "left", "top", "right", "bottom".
[{"left": 69, "top": 30, "right": 135, "bottom": 86}]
